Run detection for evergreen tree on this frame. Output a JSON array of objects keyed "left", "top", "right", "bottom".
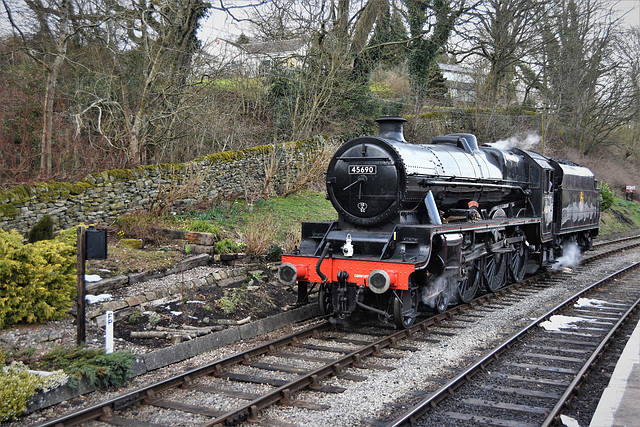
[
  {"left": 354, "top": 8, "right": 408, "bottom": 79},
  {"left": 426, "top": 64, "right": 448, "bottom": 103}
]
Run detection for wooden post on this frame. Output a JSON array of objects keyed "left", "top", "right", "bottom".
[{"left": 76, "top": 226, "right": 86, "bottom": 346}]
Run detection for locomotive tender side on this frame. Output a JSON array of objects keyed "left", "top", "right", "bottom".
[{"left": 278, "top": 117, "right": 600, "bottom": 328}]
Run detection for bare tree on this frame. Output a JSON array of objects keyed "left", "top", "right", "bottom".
[
  {"left": 98, "top": 0, "right": 208, "bottom": 165},
  {"left": 610, "top": 26, "right": 640, "bottom": 158},
  {"left": 1, "top": 0, "right": 104, "bottom": 178},
  {"left": 452, "top": 0, "right": 547, "bottom": 105},
  {"left": 541, "top": 0, "right": 632, "bottom": 154}
]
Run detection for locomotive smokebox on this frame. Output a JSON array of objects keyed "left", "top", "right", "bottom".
[{"left": 376, "top": 116, "right": 407, "bottom": 143}]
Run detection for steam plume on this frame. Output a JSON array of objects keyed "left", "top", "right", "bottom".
[
  {"left": 551, "top": 242, "right": 582, "bottom": 271},
  {"left": 488, "top": 133, "right": 540, "bottom": 151}
]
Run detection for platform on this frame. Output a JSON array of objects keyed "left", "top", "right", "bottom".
[{"left": 590, "top": 317, "right": 640, "bottom": 426}]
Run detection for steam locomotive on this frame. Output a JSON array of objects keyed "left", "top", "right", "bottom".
[{"left": 278, "top": 117, "right": 600, "bottom": 328}]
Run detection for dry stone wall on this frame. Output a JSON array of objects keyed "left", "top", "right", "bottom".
[{"left": 0, "top": 140, "right": 321, "bottom": 235}]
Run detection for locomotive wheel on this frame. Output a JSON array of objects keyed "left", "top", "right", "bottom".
[
  {"left": 393, "top": 281, "right": 419, "bottom": 329},
  {"left": 484, "top": 252, "right": 507, "bottom": 292},
  {"left": 509, "top": 240, "right": 529, "bottom": 282},
  {"left": 457, "top": 260, "right": 482, "bottom": 303},
  {"left": 318, "top": 283, "right": 333, "bottom": 316}
]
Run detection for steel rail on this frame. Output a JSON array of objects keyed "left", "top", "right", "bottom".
[
  {"left": 593, "top": 233, "right": 640, "bottom": 248},
  {"left": 541, "top": 290, "right": 640, "bottom": 426},
  {"left": 37, "top": 238, "right": 640, "bottom": 426},
  {"left": 37, "top": 321, "right": 332, "bottom": 427},
  {"left": 385, "top": 260, "right": 640, "bottom": 427}
]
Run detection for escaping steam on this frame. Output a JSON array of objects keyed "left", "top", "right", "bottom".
[
  {"left": 422, "top": 273, "right": 457, "bottom": 308},
  {"left": 487, "top": 133, "right": 540, "bottom": 151},
  {"left": 551, "top": 242, "right": 582, "bottom": 271}
]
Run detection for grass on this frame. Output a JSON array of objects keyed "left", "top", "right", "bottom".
[
  {"left": 598, "top": 198, "right": 640, "bottom": 237},
  {"left": 168, "top": 191, "right": 337, "bottom": 254}
]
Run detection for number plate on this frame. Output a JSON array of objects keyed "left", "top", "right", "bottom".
[{"left": 348, "top": 165, "right": 377, "bottom": 174}]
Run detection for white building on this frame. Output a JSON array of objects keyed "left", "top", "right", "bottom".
[
  {"left": 439, "top": 63, "right": 476, "bottom": 103},
  {"left": 205, "top": 38, "right": 307, "bottom": 76}
]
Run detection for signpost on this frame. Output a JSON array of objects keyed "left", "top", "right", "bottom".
[
  {"left": 626, "top": 185, "right": 636, "bottom": 201},
  {"left": 77, "top": 226, "right": 108, "bottom": 345}
]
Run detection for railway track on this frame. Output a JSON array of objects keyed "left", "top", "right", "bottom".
[
  {"left": 380, "top": 261, "right": 640, "bottom": 426},
  {"left": 34, "top": 236, "right": 640, "bottom": 426}
]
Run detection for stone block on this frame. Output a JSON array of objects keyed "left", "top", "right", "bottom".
[
  {"left": 185, "top": 231, "right": 216, "bottom": 246},
  {"left": 87, "top": 308, "right": 103, "bottom": 320},
  {"left": 120, "top": 238, "right": 143, "bottom": 249},
  {"left": 217, "top": 277, "right": 239, "bottom": 287},
  {"left": 128, "top": 272, "right": 149, "bottom": 284},
  {"left": 171, "top": 254, "right": 210, "bottom": 272},
  {"left": 101, "top": 300, "right": 127, "bottom": 312},
  {"left": 159, "top": 228, "right": 187, "bottom": 240},
  {"left": 192, "top": 244, "right": 216, "bottom": 255},
  {"left": 124, "top": 296, "right": 145, "bottom": 307},
  {"left": 86, "top": 275, "right": 128, "bottom": 293}
]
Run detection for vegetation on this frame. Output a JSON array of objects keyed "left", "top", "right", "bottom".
[
  {"left": 1, "top": 0, "right": 637, "bottom": 190},
  {"left": 599, "top": 182, "right": 616, "bottom": 211},
  {"left": 0, "top": 227, "right": 76, "bottom": 329},
  {"left": 166, "top": 191, "right": 336, "bottom": 255},
  {"left": 0, "top": 362, "right": 68, "bottom": 422},
  {"left": 598, "top": 197, "right": 640, "bottom": 236},
  {"left": 0, "top": 346, "right": 134, "bottom": 421},
  {"left": 39, "top": 347, "right": 135, "bottom": 390},
  {"left": 27, "top": 214, "right": 54, "bottom": 243}
]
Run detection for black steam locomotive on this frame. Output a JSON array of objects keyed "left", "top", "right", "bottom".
[{"left": 278, "top": 117, "right": 600, "bottom": 328}]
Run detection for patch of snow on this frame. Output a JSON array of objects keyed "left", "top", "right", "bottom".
[
  {"left": 85, "top": 294, "right": 113, "bottom": 304},
  {"left": 575, "top": 298, "right": 610, "bottom": 309},
  {"left": 540, "top": 315, "right": 595, "bottom": 331},
  {"left": 560, "top": 414, "right": 580, "bottom": 427}
]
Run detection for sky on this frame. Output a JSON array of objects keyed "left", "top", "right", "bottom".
[
  {"left": 196, "top": 0, "right": 640, "bottom": 45},
  {"left": 0, "top": 1, "right": 637, "bottom": 46},
  {"left": 615, "top": 0, "right": 640, "bottom": 27}
]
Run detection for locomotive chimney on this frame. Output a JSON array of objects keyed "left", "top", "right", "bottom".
[{"left": 376, "top": 116, "right": 407, "bottom": 143}]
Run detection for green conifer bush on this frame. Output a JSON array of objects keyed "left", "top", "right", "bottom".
[
  {"left": 0, "top": 228, "right": 76, "bottom": 329},
  {"left": 27, "top": 214, "right": 54, "bottom": 243}
]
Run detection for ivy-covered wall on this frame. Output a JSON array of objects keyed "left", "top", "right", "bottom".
[{"left": 0, "top": 140, "right": 321, "bottom": 235}]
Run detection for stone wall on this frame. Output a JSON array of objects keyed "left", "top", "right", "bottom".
[{"left": 0, "top": 139, "right": 327, "bottom": 235}]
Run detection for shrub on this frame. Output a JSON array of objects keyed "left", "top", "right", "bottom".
[
  {"left": 599, "top": 182, "right": 616, "bottom": 211},
  {"left": 215, "top": 238, "right": 245, "bottom": 254},
  {"left": 0, "top": 362, "right": 68, "bottom": 422},
  {"left": 0, "top": 229, "right": 76, "bottom": 329},
  {"left": 241, "top": 214, "right": 279, "bottom": 256},
  {"left": 41, "top": 347, "right": 135, "bottom": 390},
  {"left": 217, "top": 288, "right": 243, "bottom": 314},
  {"left": 114, "top": 210, "right": 163, "bottom": 245},
  {"left": 184, "top": 219, "right": 220, "bottom": 235},
  {"left": 267, "top": 244, "right": 282, "bottom": 262},
  {"left": 27, "top": 214, "right": 54, "bottom": 243}
]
